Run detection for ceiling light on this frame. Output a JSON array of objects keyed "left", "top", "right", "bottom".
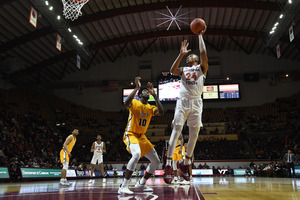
[
  {"left": 274, "top": 22, "right": 279, "bottom": 26},
  {"left": 45, "top": 1, "right": 49, "bottom": 6},
  {"left": 68, "top": 28, "right": 72, "bottom": 32},
  {"left": 57, "top": 15, "right": 61, "bottom": 20},
  {"left": 279, "top": 14, "right": 283, "bottom": 19},
  {"left": 226, "top": 77, "right": 230, "bottom": 80},
  {"left": 49, "top": 6, "right": 53, "bottom": 11},
  {"left": 73, "top": 35, "right": 77, "bottom": 38},
  {"left": 288, "top": 0, "right": 292, "bottom": 4},
  {"left": 286, "top": 74, "right": 289, "bottom": 77}
]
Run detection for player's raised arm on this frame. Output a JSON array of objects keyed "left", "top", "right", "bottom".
[
  {"left": 198, "top": 27, "right": 208, "bottom": 77},
  {"left": 124, "top": 77, "right": 141, "bottom": 108},
  {"left": 147, "top": 82, "right": 164, "bottom": 116},
  {"left": 170, "top": 40, "right": 191, "bottom": 75}
]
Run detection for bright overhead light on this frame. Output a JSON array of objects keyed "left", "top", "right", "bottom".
[
  {"left": 270, "top": 31, "right": 274, "bottom": 34},
  {"left": 57, "top": 15, "right": 61, "bottom": 20},
  {"left": 286, "top": 74, "right": 289, "bottom": 77},
  {"left": 274, "top": 22, "right": 279, "bottom": 26},
  {"left": 45, "top": 1, "right": 49, "bottom": 6},
  {"left": 288, "top": 0, "right": 292, "bottom": 4},
  {"left": 279, "top": 14, "right": 283, "bottom": 19},
  {"left": 49, "top": 6, "right": 53, "bottom": 11},
  {"left": 73, "top": 35, "right": 77, "bottom": 38},
  {"left": 226, "top": 77, "right": 230, "bottom": 80},
  {"left": 68, "top": 28, "right": 72, "bottom": 32}
]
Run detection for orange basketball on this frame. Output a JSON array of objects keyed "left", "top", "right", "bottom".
[{"left": 190, "top": 18, "right": 206, "bottom": 34}]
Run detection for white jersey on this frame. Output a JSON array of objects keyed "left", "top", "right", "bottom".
[
  {"left": 94, "top": 141, "right": 104, "bottom": 155},
  {"left": 179, "top": 64, "right": 205, "bottom": 98}
]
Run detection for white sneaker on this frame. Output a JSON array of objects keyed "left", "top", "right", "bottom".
[
  {"left": 178, "top": 180, "right": 190, "bottom": 185},
  {"left": 118, "top": 185, "right": 134, "bottom": 194},
  {"left": 88, "top": 179, "right": 93, "bottom": 184},
  {"left": 103, "top": 178, "right": 107, "bottom": 183},
  {"left": 60, "top": 181, "right": 70, "bottom": 186},
  {"left": 134, "top": 180, "right": 153, "bottom": 192}
]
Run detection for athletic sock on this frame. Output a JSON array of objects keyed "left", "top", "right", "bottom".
[
  {"left": 121, "top": 178, "right": 130, "bottom": 187},
  {"left": 166, "top": 160, "right": 172, "bottom": 166},
  {"left": 184, "top": 158, "right": 189, "bottom": 165},
  {"left": 140, "top": 177, "right": 147, "bottom": 185}
]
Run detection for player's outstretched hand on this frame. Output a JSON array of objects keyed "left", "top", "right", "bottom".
[
  {"left": 199, "top": 25, "right": 207, "bottom": 35},
  {"left": 135, "top": 77, "right": 141, "bottom": 89},
  {"left": 147, "top": 82, "right": 156, "bottom": 96},
  {"left": 180, "top": 40, "right": 191, "bottom": 56}
]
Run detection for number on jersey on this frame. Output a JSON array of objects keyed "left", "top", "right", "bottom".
[
  {"left": 139, "top": 119, "right": 147, "bottom": 126},
  {"left": 186, "top": 72, "right": 197, "bottom": 81}
]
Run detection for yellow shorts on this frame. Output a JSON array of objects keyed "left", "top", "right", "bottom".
[
  {"left": 60, "top": 149, "right": 69, "bottom": 163},
  {"left": 123, "top": 132, "right": 154, "bottom": 158},
  {"left": 172, "top": 146, "right": 185, "bottom": 161}
]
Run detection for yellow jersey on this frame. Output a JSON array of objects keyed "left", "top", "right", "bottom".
[
  {"left": 125, "top": 99, "right": 157, "bottom": 135},
  {"left": 63, "top": 134, "right": 76, "bottom": 153}
]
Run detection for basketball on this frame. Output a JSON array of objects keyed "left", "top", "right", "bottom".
[{"left": 190, "top": 18, "right": 206, "bottom": 34}]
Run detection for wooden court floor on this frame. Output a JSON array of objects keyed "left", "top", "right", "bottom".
[{"left": 0, "top": 177, "right": 299, "bottom": 200}]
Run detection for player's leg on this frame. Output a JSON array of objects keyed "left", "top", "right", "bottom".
[
  {"left": 172, "top": 160, "right": 178, "bottom": 183},
  {"left": 119, "top": 143, "right": 141, "bottom": 194},
  {"left": 98, "top": 156, "right": 106, "bottom": 183},
  {"left": 60, "top": 150, "right": 70, "bottom": 185},
  {"left": 99, "top": 163, "right": 105, "bottom": 177},
  {"left": 89, "top": 154, "right": 97, "bottom": 183},
  {"left": 179, "top": 99, "right": 202, "bottom": 181},
  {"left": 164, "top": 102, "right": 187, "bottom": 184},
  {"left": 135, "top": 148, "right": 160, "bottom": 191},
  {"left": 90, "top": 164, "right": 96, "bottom": 178},
  {"left": 188, "top": 162, "right": 193, "bottom": 182}
]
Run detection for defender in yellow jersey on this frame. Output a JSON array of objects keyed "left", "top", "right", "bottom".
[
  {"left": 60, "top": 129, "right": 79, "bottom": 185},
  {"left": 172, "top": 134, "right": 185, "bottom": 183},
  {"left": 119, "top": 77, "right": 164, "bottom": 195}
]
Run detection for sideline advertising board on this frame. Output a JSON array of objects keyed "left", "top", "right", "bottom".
[{"left": 0, "top": 167, "right": 10, "bottom": 179}]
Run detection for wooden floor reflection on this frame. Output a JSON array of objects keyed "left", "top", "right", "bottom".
[{"left": 0, "top": 176, "right": 299, "bottom": 200}]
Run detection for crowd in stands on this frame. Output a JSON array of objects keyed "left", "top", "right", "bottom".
[{"left": 0, "top": 88, "right": 300, "bottom": 181}]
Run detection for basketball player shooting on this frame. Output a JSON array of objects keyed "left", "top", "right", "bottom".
[
  {"left": 164, "top": 26, "right": 208, "bottom": 184},
  {"left": 118, "top": 77, "right": 164, "bottom": 194},
  {"left": 89, "top": 135, "right": 106, "bottom": 184}
]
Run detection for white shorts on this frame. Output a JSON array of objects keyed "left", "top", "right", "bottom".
[
  {"left": 173, "top": 97, "right": 203, "bottom": 128},
  {"left": 91, "top": 154, "right": 103, "bottom": 165}
]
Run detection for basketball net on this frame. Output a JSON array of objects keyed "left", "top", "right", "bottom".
[{"left": 61, "top": 0, "right": 89, "bottom": 21}]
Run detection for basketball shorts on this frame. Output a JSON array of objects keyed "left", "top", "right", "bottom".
[
  {"left": 123, "top": 132, "right": 154, "bottom": 158},
  {"left": 60, "top": 149, "right": 69, "bottom": 163},
  {"left": 173, "top": 97, "right": 203, "bottom": 128},
  {"left": 172, "top": 146, "right": 185, "bottom": 161},
  {"left": 91, "top": 154, "right": 103, "bottom": 165}
]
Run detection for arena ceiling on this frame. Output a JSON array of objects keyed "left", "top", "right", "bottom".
[{"left": 0, "top": 0, "right": 299, "bottom": 85}]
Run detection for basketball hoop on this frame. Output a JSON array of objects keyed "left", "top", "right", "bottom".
[{"left": 61, "top": 0, "right": 89, "bottom": 21}]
